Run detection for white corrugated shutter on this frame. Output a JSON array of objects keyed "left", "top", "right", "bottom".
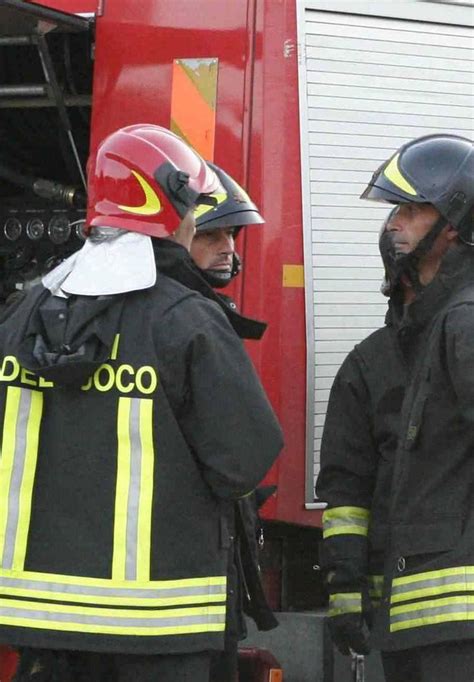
[{"left": 298, "top": 6, "right": 474, "bottom": 503}]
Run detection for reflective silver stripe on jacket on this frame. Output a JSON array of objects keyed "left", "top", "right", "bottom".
[
  {"left": 392, "top": 566, "right": 474, "bottom": 603},
  {"left": 0, "top": 388, "right": 43, "bottom": 571},
  {"left": 322, "top": 506, "right": 370, "bottom": 539},
  {"left": 113, "top": 397, "right": 155, "bottom": 582},
  {"left": 0, "top": 571, "right": 227, "bottom": 606},
  {"left": 0, "top": 597, "right": 226, "bottom": 636},
  {"left": 390, "top": 566, "right": 474, "bottom": 632},
  {"left": 391, "top": 596, "right": 474, "bottom": 632},
  {"left": 125, "top": 398, "right": 143, "bottom": 580},
  {"left": 368, "top": 574, "right": 383, "bottom": 605},
  {"left": 328, "top": 592, "right": 362, "bottom": 617}
]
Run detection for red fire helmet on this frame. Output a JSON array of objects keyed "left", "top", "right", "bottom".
[{"left": 86, "top": 124, "right": 222, "bottom": 237}]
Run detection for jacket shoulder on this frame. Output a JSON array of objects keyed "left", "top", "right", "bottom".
[
  {"left": 355, "top": 325, "right": 392, "bottom": 356},
  {"left": 148, "top": 272, "right": 200, "bottom": 309},
  {"left": 446, "top": 283, "right": 474, "bottom": 311},
  {"left": 350, "top": 325, "right": 395, "bottom": 371},
  {"left": 145, "top": 273, "right": 236, "bottom": 341},
  {"left": 0, "top": 284, "right": 45, "bottom": 336}
]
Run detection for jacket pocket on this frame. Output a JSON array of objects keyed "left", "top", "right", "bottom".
[{"left": 392, "top": 516, "right": 462, "bottom": 556}]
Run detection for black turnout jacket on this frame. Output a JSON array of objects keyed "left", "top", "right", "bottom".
[
  {"left": 315, "top": 302, "right": 406, "bottom": 632},
  {"left": 154, "top": 241, "right": 279, "bottom": 638},
  {"left": 377, "top": 245, "right": 474, "bottom": 651},
  {"left": 318, "top": 243, "right": 474, "bottom": 652},
  {"left": 0, "top": 243, "right": 283, "bottom": 656}
]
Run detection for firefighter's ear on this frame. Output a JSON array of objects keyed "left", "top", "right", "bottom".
[
  {"left": 231, "top": 252, "right": 242, "bottom": 278},
  {"left": 169, "top": 210, "right": 196, "bottom": 251},
  {"left": 446, "top": 224, "right": 458, "bottom": 242}
]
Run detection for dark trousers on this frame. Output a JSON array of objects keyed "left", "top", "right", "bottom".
[
  {"left": 382, "top": 641, "right": 474, "bottom": 682},
  {"left": 209, "top": 642, "right": 238, "bottom": 682},
  {"left": 114, "top": 652, "right": 211, "bottom": 682},
  {"left": 14, "top": 649, "right": 211, "bottom": 682}
]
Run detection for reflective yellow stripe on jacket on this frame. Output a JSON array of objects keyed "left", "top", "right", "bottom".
[
  {"left": 0, "top": 570, "right": 227, "bottom": 607},
  {"left": 329, "top": 576, "right": 383, "bottom": 618},
  {"left": 329, "top": 592, "right": 362, "bottom": 617},
  {"left": 0, "top": 387, "right": 43, "bottom": 572},
  {"left": 322, "top": 506, "right": 370, "bottom": 539},
  {"left": 0, "top": 597, "right": 226, "bottom": 636},
  {"left": 390, "top": 565, "right": 474, "bottom": 632},
  {"left": 113, "top": 397, "right": 155, "bottom": 582},
  {"left": 369, "top": 574, "right": 384, "bottom": 607},
  {"left": 0, "top": 389, "right": 227, "bottom": 637}
]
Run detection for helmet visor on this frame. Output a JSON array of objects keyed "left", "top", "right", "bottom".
[
  {"left": 196, "top": 162, "right": 264, "bottom": 231},
  {"left": 361, "top": 153, "right": 426, "bottom": 205},
  {"left": 195, "top": 208, "right": 264, "bottom": 232}
]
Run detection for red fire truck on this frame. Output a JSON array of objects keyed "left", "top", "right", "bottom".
[{"left": 0, "top": 1, "right": 472, "bottom": 680}]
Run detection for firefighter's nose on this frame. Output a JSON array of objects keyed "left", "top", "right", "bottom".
[
  {"left": 219, "top": 231, "right": 235, "bottom": 253},
  {"left": 387, "top": 214, "right": 401, "bottom": 232},
  {"left": 387, "top": 206, "right": 403, "bottom": 231}
]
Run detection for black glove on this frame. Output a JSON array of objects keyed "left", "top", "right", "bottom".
[{"left": 327, "top": 612, "right": 371, "bottom": 656}]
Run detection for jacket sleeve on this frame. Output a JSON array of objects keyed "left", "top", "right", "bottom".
[
  {"left": 165, "top": 298, "right": 284, "bottom": 499},
  {"left": 315, "top": 350, "right": 377, "bottom": 618}
]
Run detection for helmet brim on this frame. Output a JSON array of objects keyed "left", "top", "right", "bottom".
[
  {"left": 361, "top": 153, "right": 427, "bottom": 205},
  {"left": 360, "top": 167, "right": 427, "bottom": 204},
  {"left": 195, "top": 209, "right": 264, "bottom": 232},
  {"left": 360, "top": 181, "right": 425, "bottom": 205}
]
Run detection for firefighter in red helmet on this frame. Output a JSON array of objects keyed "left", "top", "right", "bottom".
[
  {"left": 0, "top": 124, "right": 283, "bottom": 682},
  {"left": 318, "top": 133, "right": 474, "bottom": 682}
]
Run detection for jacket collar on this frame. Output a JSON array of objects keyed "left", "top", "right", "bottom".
[
  {"left": 153, "top": 240, "right": 267, "bottom": 340},
  {"left": 16, "top": 287, "right": 124, "bottom": 387},
  {"left": 386, "top": 244, "right": 474, "bottom": 333}
]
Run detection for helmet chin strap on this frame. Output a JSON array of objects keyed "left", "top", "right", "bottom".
[
  {"left": 392, "top": 214, "right": 449, "bottom": 293},
  {"left": 199, "top": 269, "right": 233, "bottom": 288},
  {"left": 197, "top": 253, "right": 242, "bottom": 289}
]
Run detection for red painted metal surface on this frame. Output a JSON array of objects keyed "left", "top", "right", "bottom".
[
  {"left": 238, "top": 647, "right": 283, "bottom": 682},
  {"left": 27, "top": 0, "right": 97, "bottom": 13},
  {"left": 0, "top": 646, "right": 18, "bottom": 682},
  {"left": 242, "top": 0, "right": 320, "bottom": 527},
  {"left": 88, "top": 0, "right": 320, "bottom": 527}
]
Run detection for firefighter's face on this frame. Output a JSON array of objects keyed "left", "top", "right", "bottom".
[
  {"left": 386, "top": 203, "right": 445, "bottom": 255},
  {"left": 190, "top": 227, "right": 235, "bottom": 272}
]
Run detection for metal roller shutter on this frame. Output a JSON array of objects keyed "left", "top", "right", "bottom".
[{"left": 298, "top": 3, "right": 474, "bottom": 503}]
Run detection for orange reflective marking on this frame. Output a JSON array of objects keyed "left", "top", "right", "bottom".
[{"left": 170, "top": 59, "right": 217, "bottom": 160}]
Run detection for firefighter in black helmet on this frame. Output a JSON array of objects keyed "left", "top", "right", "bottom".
[
  {"left": 340, "top": 133, "right": 474, "bottom": 681},
  {"left": 132, "top": 160, "right": 278, "bottom": 681},
  {"left": 191, "top": 162, "right": 264, "bottom": 290},
  {"left": 319, "top": 134, "right": 474, "bottom": 682},
  {"left": 361, "top": 134, "right": 474, "bottom": 294},
  {"left": 191, "top": 164, "right": 278, "bottom": 682},
  {"left": 316, "top": 209, "right": 407, "bottom": 674}
]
